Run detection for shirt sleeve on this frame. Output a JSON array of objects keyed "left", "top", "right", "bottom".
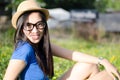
[{"left": 11, "top": 43, "right": 34, "bottom": 65}]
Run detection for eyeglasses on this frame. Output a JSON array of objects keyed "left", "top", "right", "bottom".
[{"left": 23, "top": 21, "right": 46, "bottom": 31}]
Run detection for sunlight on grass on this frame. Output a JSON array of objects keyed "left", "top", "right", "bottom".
[
  {"left": 0, "top": 27, "right": 120, "bottom": 79},
  {"left": 51, "top": 37, "right": 120, "bottom": 77}
]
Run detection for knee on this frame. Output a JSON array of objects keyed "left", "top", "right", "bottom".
[
  {"left": 66, "top": 63, "right": 99, "bottom": 79},
  {"left": 59, "top": 63, "right": 99, "bottom": 80}
]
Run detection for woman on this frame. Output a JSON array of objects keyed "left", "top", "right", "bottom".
[{"left": 3, "top": 0, "right": 120, "bottom": 80}]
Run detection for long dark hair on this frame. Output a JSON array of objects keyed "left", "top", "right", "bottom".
[{"left": 14, "top": 10, "right": 54, "bottom": 78}]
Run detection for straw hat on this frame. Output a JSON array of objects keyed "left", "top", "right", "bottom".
[{"left": 12, "top": 0, "right": 49, "bottom": 29}]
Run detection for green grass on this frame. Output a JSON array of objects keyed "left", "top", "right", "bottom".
[
  {"left": 0, "top": 27, "right": 120, "bottom": 80},
  {"left": 51, "top": 37, "right": 120, "bottom": 79}
]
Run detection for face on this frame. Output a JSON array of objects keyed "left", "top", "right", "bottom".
[{"left": 23, "top": 12, "right": 45, "bottom": 43}]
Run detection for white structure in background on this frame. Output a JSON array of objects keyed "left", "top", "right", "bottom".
[
  {"left": 48, "top": 8, "right": 70, "bottom": 21},
  {"left": 71, "top": 10, "right": 98, "bottom": 22},
  {"left": 47, "top": 8, "right": 71, "bottom": 28}
]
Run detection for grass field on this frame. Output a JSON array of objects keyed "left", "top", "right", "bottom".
[{"left": 0, "top": 27, "right": 120, "bottom": 80}]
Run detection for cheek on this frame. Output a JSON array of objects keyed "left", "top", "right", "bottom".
[{"left": 23, "top": 30, "right": 30, "bottom": 38}]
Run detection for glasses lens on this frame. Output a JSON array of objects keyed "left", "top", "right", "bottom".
[
  {"left": 37, "top": 21, "right": 45, "bottom": 29},
  {"left": 24, "top": 23, "right": 33, "bottom": 31}
]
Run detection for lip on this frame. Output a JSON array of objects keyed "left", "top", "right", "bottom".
[{"left": 31, "top": 35, "right": 40, "bottom": 40}]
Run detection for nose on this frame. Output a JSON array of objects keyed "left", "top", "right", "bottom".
[{"left": 32, "top": 26, "right": 38, "bottom": 32}]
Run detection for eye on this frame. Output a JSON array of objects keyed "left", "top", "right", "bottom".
[
  {"left": 26, "top": 23, "right": 33, "bottom": 29},
  {"left": 23, "top": 22, "right": 33, "bottom": 30},
  {"left": 26, "top": 23, "right": 32, "bottom": 27},
  {"left": 37, "top": 22, "right": 45, "bottom": 27}
]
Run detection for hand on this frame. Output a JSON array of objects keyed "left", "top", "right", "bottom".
[{"left": 100, "top": 59, "right": 120, "bottom": 80}]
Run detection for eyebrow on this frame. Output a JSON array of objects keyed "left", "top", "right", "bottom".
[{"left": 26, "top": 20, "right": 43, "bottom": 24}]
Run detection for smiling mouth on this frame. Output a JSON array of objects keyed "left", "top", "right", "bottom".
[{"left": 31, "top": 35, "right": 40, "bottom": 40}]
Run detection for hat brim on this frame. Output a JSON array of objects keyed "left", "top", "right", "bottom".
[{"left": 12, "top": 8, "right": 49, "bottom": 29}]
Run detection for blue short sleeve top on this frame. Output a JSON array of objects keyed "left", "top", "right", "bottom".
[{"left": 11, "top": 41, "right": 49, "bottom": 80}]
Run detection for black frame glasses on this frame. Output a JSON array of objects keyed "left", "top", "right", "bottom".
[{"left": 23, "top": 21, "right": 46, "bottom": 31}]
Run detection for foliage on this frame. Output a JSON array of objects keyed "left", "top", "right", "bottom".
[
  {"left": 6, "top": 0, "right": 46, "bottom": 13},
  {"left": 44, "top": 0, "right": 96, "bottom": 10},
  {"left": 0, "top": 27, "right": 14, "bottom": 79},
  {"left": 5, "top": 0, "right": 120, "bottom": 14},
  {"left": 94, "top": 0, "right": 108, "bottom": 12},
  {"left": 95, "top": 0, "right": 120, "bottom": 12},
  {"left": 107, "top": 0, "right": 120, "bottom": 11},
  {"left": 7, "top": 0, "right": 96, "bottom": 11}
]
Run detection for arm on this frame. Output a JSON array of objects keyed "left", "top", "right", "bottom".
[
  {"left": 51, "top": 43, "right": 120, "bottom": 79},
  {"left": 3, "top": 60, "right": 26, "bottom": 80},
  {"left": 51, "top": 43, "right": 98, "bottom": 64}
]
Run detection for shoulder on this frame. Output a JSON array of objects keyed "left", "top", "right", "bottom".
[
  {"left": 11, "top": 41, "right": 35, "bottom": 64},
  {"left": 15, "top": 41, "right": 34, "bottom": 53}
]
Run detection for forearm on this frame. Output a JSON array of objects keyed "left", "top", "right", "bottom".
[
  {"left": 72, "top": 51, "right": 99, "bottom": 64},
  {"left": 51, "top": 43, "right": 99, "bottom": 64}
]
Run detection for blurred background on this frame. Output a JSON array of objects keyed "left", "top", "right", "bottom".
[
  {"left": 0, "top": 0, "right": 120, "bottom": 80},
  {"left": 1, "top": 0, "right": 120, "bottom": 41}
]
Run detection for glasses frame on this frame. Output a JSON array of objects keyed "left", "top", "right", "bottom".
[{"left": 23, "top": 21, "right": 46, "bottom": 31}]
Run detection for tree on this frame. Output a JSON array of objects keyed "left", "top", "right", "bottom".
[
  {"left": 7, "top": 0, "right": 45, "bottom": 13},
  {"left": 94, "top": 0, "right": 120, "bottom": 12},
  {"left": 6, "top": 0, "right": 120, "bottom": 15},
  {"left": 44, "top": 0, "right": 96, "bottom": 10},
  {"left": 94, "top": 0, "right": 108, "bottom": 12},
  {"left": 0, "top": 0, "right": 11, "bottom": 16},
  {"left": 107, "top": 0, "right": 120, "bottom": 12}
]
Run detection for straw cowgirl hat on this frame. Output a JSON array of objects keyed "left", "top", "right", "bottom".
[{"left": 12, "top": 0, "right": 49, "bottom": 29}]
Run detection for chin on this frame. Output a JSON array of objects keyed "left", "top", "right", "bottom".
[{"left": 31, "top": 40, "right": 40, "bottom": 44}]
